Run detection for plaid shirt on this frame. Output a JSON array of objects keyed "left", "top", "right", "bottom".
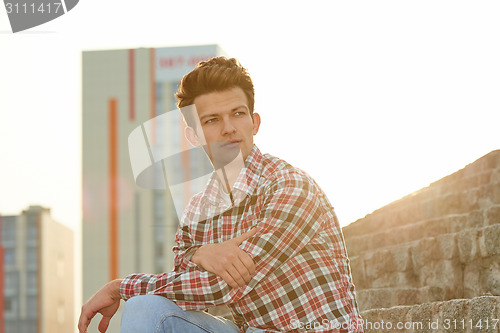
[{"left": 120, "top": 146, "right": 363, "bottom": 332}]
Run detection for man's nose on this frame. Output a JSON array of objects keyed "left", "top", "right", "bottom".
[{"left": 221, "top": 118, "right": 236, "bottom": 135}]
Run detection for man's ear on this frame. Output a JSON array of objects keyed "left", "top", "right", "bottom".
[
  {"left": 252, "top": 112, "right": 261, "bottom": 135},
  {"left": 185, "top": 126, "right": 202, "bottom": 147}
]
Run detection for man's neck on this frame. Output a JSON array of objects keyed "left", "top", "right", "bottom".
[{"left": 214, "top": 152, "right": 246, "bottom": 194}]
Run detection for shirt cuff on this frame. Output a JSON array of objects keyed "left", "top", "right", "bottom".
[{"left": 119, "top": 273, "right": 154, "bottom": 301}]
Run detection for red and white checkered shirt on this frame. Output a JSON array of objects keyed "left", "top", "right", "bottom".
[{"left": 120, "top": 146, "right": 363, "bottom": 332}]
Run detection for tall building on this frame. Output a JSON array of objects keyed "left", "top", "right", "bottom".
[
  {"left": 82, "top": 44, "right": 225, "bottom": 332},
  {"left": 0, "top": 205, "right": 74, "bottom": 333}
]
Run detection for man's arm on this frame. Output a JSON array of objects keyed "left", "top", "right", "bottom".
[
  {"left": 77, "top": 229, "right": 256, "bottom": 332},
  {"left": 78, "top": 279, "right": 122, "bottom": 333},
  {"left": 191, "top": 228, "right": 257, "bottom": 288},
  {"left": 120, "top": 173, "right": 327, "bottom": 310}
]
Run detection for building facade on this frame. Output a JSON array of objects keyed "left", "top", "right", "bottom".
[
  {"left": 82, "top": 44, "right": 225, "bottom": 332},
  {"left": 0, "top": 205, "right": 74, "bottom": 333}
]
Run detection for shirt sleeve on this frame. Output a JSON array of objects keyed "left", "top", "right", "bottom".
[
  {"left": 172, "top": 224, "right": 201, "bottom": 273},
  {"left": 120, "top": 171, "right": 326, "bottom": 310}
]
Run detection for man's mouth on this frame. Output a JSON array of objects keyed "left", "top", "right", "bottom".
[{"left": 221, "top": 140, "right": 241, "bottom": 148}]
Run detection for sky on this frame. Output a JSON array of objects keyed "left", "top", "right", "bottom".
[{"left": 1, "top": 0, "right": 499, "bottom": 230}]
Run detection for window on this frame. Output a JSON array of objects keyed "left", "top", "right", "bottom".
[
  {"left": 26, "top": 271, "right": 38, "bottom": 293},
  {"left": 4, "top": 248, "right": 15, "bottom": 266},
  {"left": 5, "top": 271, "right": 19, "bottom": 291},
  {"left": 26, "top": 215, "right": 38, "bottom": 243},
  {"left": 26, "top": 295, "right": 37, "bottom": 319},
  {"left": 26, "top": 247, "right": 38, "bottom": 269},
  {"left": 1, "top": 217, "right": 16, "bottom": 245}
]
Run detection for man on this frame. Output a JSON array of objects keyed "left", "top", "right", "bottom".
[{"left": 79, "top": 57, "right": 363, "bottom": 332}]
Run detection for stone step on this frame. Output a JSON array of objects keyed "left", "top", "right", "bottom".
[
  {"left": 344, "top": 205, "right": 500, "bottom": 256},
  {"left": 349, "top": 225, "right": 500, "bottom": 297},
  {"left": 357, "top": 286, "right": 449, "bottom": 311},
  {"left": 359, "top": 296, "right": 500, "bottom": 333}
]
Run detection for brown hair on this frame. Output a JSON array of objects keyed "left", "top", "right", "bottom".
[{"left": 175, "top": 57, "right": 255, "bottom": 127}]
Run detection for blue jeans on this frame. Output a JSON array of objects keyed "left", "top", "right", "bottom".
[{"left": 121, "top": 295, "right": 264, "bottom": 333}]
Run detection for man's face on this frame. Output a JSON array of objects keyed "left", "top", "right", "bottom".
[{"left": 191, "top": 87, "right": 260, "bottom": 167}]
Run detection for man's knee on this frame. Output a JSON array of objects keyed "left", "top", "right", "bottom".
[
  {"left": 121, "top": 295, "right": 184, "bottom": 333},
  {"left": 123, "top": 295, "right": 181, "bottom": 317}
]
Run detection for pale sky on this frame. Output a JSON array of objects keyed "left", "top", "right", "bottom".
[{"left": 1, "top": 0, "right": 499, "bottom": 231}]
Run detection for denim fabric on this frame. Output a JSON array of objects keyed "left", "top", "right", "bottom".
[{"left": 120, "top": 295, "right": 263, "bottom": 333}]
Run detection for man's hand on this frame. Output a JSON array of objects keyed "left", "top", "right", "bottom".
[
  {"left": 191, "top": 228, "right": 257, "bottom": 288},
  {"left": 78, "top": 279, "right": 123, "bottom": 333}
]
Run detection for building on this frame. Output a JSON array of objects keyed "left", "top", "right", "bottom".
[
  {"left": 0, "top": 205, "right": 74, "bottom": 333},
  {"left": 82, "top": 44, "right": 225, "bottom": 332}
]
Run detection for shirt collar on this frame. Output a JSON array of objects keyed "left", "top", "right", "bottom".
[{"left": 201, "top": 145, "right": 262, "bottom": 207}]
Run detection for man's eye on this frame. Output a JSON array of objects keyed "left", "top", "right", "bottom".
[{"left": 205, "top": 118, "right": 217, "bottom": 124}]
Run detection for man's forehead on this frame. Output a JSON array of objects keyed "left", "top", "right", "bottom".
[{"left": 194, "top": 88, "right": 248, "bottom": 115}]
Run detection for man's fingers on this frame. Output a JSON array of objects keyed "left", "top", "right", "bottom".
[
  {"left": 238, "top": 251, "right": 256, "bottom": 276},
  {"left": 232, "top": 227, "right": 258, "bottom": 245},
  {"left": 98, "top": 316, "right": 111, "bottom": 333},
  {"left": 78, "top": 309, "right": 93, "bottom": 333},
  {"left": 231, "top": 260, "right": 252, "bottom": 284},
  {"left": 226, "top": 265, "right": 247, "bottom": 287},
  {"left": 220, "top": 271, "right": 239, "bottom": 289}
]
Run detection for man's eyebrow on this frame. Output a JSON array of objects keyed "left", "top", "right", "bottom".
[
  {"left": 199, "top": 105, "right": 249, "bottom": 120},
  {"left": 199, "top": 113, "right": 219, "bottom": 121},
  {"left": 233, "top": 105, "right": 249, "bottom": 111}
]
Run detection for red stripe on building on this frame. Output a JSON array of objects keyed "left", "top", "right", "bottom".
[
  {"left": 128, "top": 49, "right": 136, "bottom": 121},
  {"left": 109, "top": 98, "right": 119, "bottom": 280}
]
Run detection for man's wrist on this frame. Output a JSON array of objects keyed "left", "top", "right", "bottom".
[{"left": 107, "top": 279, "right": 124, "bottom": 300}]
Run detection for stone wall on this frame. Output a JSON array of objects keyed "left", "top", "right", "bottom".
[{"left": 342, "top": 150, "right": 500, "bottom": 332}]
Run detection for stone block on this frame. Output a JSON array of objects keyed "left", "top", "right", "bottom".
[
  {"left": 465, "top": 210, "right": 485, "bottom": 229},
  {"left": 437, "top": 233, "right": 458, "bottom": 260},
  {"left": 394, "top": 288, "right": 420, "bottom": 306},
  {"left": 364, "top": 248, "right": 396, "bottom": 279},
  {"left": 449, "top": 215, "right": 468, "bottom": 233},
  {"left": 407, "top": 302, "right": 435, "bottom": 333},
  {"left": 391, "top": 245, "right": 412, "bottom": 272},
  {"left": 463, "top": 188, "right": 481, "bottom": 211},
  {"left": 438, "top": 298, "right": 470, "bottom": 333},
  {"left": 483, "top": 224, "right": 500, "bottom": 256},
  {"left": 423, "top": 217, "right": 450, "bottom": 237},
  {"left": 458, "top": 229, "right": 479, "bottom": 263},
  {"left": 357, "top": 289, "right": 393, "bottom": 311},
  {"left": 371, "top": 271, "right": 416, "bottom": 289},
  {"left": 464, "top": 261, "right": 482, "bottom": 298},
  {"left": 381, "top": 306, "right": 411, "bottom": 332},
  {"left": 423, "top": 286, "right": 446, "bottom": 303},
  {"left": 492, "top": 168, "right": 500, "bottom": 183},
  {"left": 480, "top": 184, "right": 500, "bottom": 205},
  {"left": 360, "top": 309, "right": 382, "bottom": 333},
  {"left": 480, "top": 256, "right": 500, "bottom": 296},
  {"left": 494, "top": 184, "right": 500, "bottom": 204},
  {"left": 349, "top": 255, "right": 367, "bottom": 289},
  {"left": 411, "top": 237, "right": 439, "bottom": 269},
  {"left": 344, "top": 236, "right": 361, "bottom": 255},
  {"left": 442, "top": 192, "right": 469, "bottom": 216},
  {"left": 486, "top": 205, "right": 500, "bottom": 226},
  {"left": 419, "top": 260, "right": 463, "bottom": 300},
  {"left": 469, "top": 296, "right": 497, "bottom": 333}
]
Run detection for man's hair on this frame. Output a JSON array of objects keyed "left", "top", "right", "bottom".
[{"left": 175, "top": 57, "right": 255, "bottom": 128}]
